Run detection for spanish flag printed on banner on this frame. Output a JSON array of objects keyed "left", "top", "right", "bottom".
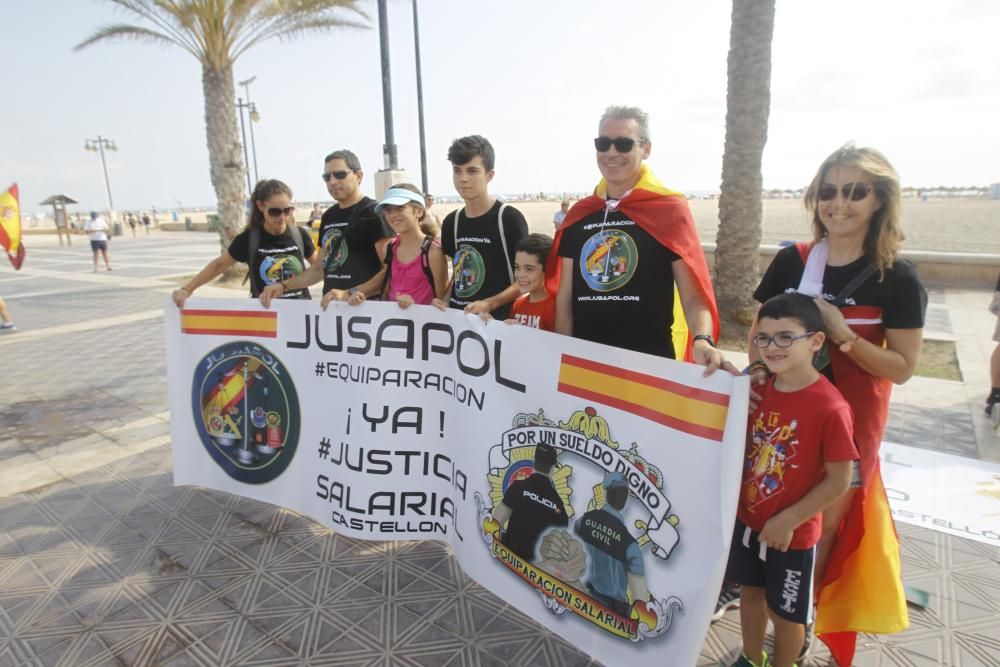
[
  {"left": 180, "top": 309, "right": 277, "bottom": 338},
  {"left": 557, "top": 354, "right": 729, "bottom": 442},
  {"left": 0, "top": 183, "right": 25, "bottom": 270}
]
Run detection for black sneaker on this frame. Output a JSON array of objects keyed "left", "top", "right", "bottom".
[
  {"left": 986, "top": 394, "right": 1000, "bottom": 417},
  {"left": 797, "top": 620, "right": 814, "bottom": 662},
  {"left": 712, "top": 583, "right": 741, "bottom": 621},
  {"left": 731, "top": 651, "right": 768, "bottom": 667}
]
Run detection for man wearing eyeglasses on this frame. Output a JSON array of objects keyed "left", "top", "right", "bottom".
[
  {"left": 260, "top": 150, "right": 393, "bottom": 308},
  {"left": 551, "top": 106, "right": 724, "bottom": 370}
]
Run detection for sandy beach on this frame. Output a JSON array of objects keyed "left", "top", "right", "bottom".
[{"left": 435, "top": 198, "right": 1000, "bottom": 253}]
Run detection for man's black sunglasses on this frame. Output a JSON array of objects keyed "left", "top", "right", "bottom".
[
  {"left": 322, "top": 170, "right": 353, "bottom": 182},
  {"left": 594, "top": 136, "right": 643, "bottom": 153}
]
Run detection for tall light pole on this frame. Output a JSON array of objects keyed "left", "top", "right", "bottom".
[
  {"left": 239, "top": 76, "right": 260, "bottom": 183},
  {"left": 377, "top": 0, "right": 398, "bottom": 170},
  {"left": 84, "top": 135, "right": 117, "bottom": 209},
  {"left": 236, "top": 97, "right": 253, "bottom": 193},
  {"left": 412, "top": 0, "right": 428, "bottom": 194}
]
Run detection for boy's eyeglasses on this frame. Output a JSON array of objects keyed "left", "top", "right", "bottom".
[
  {"left": 322, "top": 170, "right": 352, "bottom": 182},
  {"left": 817, "top": 183, "right": 873, "bottom": 201},
  {"left": 594, "top": 136, "right": 643, "bottom": 153},
  {"left": 752, "top": 332, "right": 817, "bottom": 349},
  {"left": 266, "top": 206, "right": 295, "bottom": 218}
]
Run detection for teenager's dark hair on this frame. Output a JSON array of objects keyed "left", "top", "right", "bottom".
[
  {"left": 757, "top": 292, "right": 824, "bottom": 333},
  {"left": 515, "top": 233, "right": 553, "bottom": 266},
  {"left": 323, "top": 149, "right": 361, "bottom": 172},
  {"left": 447, "top": 135, "right": 495, "bottom": 171},
  {"left": 533, "top": 444, "right": 557, "bottom": 475},
  {"left": 247, "top": 179, "right": 293, "bottom": 229}
]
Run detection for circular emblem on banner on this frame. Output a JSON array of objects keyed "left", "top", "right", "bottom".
[
  {"left": 259, "top": 254, "right": 304, "bottom": 286},
  {"left": 453, "top": 244, "right": 486, "bottom": 298},
  {"left": 322, "top": 227, "right": 348, "bottom": 271},
  {"left": 191, "top": 341, "right": 300, "bottom": 484},
  {"left": 579, "top": 229, "right": 638, "bottom": 292}
]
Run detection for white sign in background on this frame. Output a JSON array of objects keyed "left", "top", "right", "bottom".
[
  {"left": 165, "top": 299, "right": 748, "bottom": 667},
  {"left": 881, "top": 441, "right": 1000, "bottom": 547}
]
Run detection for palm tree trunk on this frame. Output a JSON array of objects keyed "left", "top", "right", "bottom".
[
  {"left": 201, "top": 63, "right": 247, "bottom": 281},
  {"left": 714, "top": 0, "right": 775, "bottom": 325}
]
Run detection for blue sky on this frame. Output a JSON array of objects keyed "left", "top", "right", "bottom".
[{"left": 2, "top": 0, "right": 998, "bottom": 213}]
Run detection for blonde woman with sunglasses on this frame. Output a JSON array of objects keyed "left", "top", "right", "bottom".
[
  {"left": 172, "top": 179, "right": 319, "bottom": 307},
  {"left": 745, "top": 144, "right": 926, "bottom": 662}
]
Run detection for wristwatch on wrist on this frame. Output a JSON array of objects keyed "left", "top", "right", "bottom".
[{"left": 692, "top": 334, "right": 716, "bottom": 348}]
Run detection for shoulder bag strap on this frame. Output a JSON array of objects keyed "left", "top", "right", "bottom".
[
  {"left": 242, "top": 226, "right": 260, "bottom": 292},
  {"left": 496, "top": 202, "right": 514, "bottom": 283}
]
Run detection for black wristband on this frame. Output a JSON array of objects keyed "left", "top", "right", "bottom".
[{"left": 692, "top": 334, "right": 716, "bottom": 348}]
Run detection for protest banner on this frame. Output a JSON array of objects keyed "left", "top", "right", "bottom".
[{"left": 165, "top": 298, "right": 748, "bottom": 666}]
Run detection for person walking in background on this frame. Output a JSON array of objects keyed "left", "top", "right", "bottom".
[
  {"left": 987, "top": 272, "right": 1000, "bottom": 426},
  {"left": 127, "top": 212, "right": 137, "bottom": 237},
  {"left": 141, "top": 212, "right": 151, "bottom": 234},
  {"left": 553, "top": 198, "right": 570, "bottom": 229},
  {"left": 421, "top": 193, "right": 441, "bottom": 239},
  {"left": 0, "top": 296, "right": 15, "bottom": 331},
  {"left": 84, "top": 211, "right": 112, "bottom": 272}
]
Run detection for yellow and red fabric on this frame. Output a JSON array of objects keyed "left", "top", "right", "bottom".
[
  {"left": 0, "top": 183, "right": 25, "bottom": 270},
  {"left": 546, "top": 165, "right": 717, "bottom": 361}
]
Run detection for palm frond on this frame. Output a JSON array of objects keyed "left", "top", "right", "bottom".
[
  {"left": 74, "top": 23, "right": 196, "bottom": 57},
  {"left": 232, "top": 0, "right": 370, "bottom": 60}
]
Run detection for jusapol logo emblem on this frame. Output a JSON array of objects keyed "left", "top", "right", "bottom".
[
  {"left": 191, "top": 341, "right": 300, "bottom": 484},
  {"left": 453, "top": 244, "right": 486, "bottom": 298},
  {"left": 580, "top": 229, "right": 638, "bottom": 292}
]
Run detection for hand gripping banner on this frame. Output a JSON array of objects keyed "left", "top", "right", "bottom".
[{"left": 166, "top": 298, "right": 748, "bottom": 666}]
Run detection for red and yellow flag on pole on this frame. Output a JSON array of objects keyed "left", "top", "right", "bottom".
[{"left": 0, "top": 183, "right": 25, "bottom": 270}]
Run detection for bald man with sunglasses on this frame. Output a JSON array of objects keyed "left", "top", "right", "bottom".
[
  {"left": 260, "top": 150, "right": 393, "bottom": 309},
  {"left": 551, "top": 105, "right": 726, "bottom": 371}
]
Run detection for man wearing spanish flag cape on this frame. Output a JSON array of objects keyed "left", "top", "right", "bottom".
[{"left": 550, "top": 105, "right": 724, "bottom": 371}]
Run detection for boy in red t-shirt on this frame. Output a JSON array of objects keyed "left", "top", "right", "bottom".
[
  {"left": 506, "top": 233, "right": 556, "bottom": 331},
  {"left": 726, "top": 293, "right": 857, "bottom": 667}
]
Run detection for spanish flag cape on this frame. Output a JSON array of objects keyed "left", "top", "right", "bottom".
[
  {"left": 793, "top": 243, "right": 909, "bottom": 665},
  {"left": 545, "top": 165, "right": 718, "bottom": 360},
  {"left": 0, "top": 183, "right": 25, "bottom": 270}
]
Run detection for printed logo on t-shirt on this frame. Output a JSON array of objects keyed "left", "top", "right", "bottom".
[
  {"left": 453, "top": 244, "right": 486, "bottom": 298},
  {"left": 743, "top": 411, "right": 799, "bottom": 511},
  {"left": 322, "top": 227, "right": 348, "bottom": 271},
  {"left": 259, "top": 254, "right": 305, "bottom": 285},
  {"left": 579, "top": 229, "right": 638, "bottom": 292}
]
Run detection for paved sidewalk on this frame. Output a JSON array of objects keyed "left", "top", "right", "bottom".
[{"left": 1, "top": 232, "right": 997, "bottom": 666}]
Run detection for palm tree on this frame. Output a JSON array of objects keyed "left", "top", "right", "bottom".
[
  {"left": 76, "top": 0, "right": 368, "bottom": 277},
  {"left": 714, "top": 0, "right": 776, "bottom": 326}
]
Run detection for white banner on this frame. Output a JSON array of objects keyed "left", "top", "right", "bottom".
[
  {"left": 881, "top": 441, "right": 1000, "bottom": 547},
  {"left": 165, "top": 298, "right": 747, "bottom": 666}
]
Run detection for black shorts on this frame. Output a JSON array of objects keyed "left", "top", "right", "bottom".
[
  {"left": 725, "top": 518, "right": 815, "bottom": 624},
  {"left": 90, "top": 240, "right": 108, "bottom": 252}
]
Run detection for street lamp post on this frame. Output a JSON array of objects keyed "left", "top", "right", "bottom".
[
  {"left": 377, "top": 0, "right": 399, "bottom": 171},
  {"left": 239, "top": 76, "right": 260, "bottom": 183},
  {"left": 236, "top": 97, "right": 253, "bottom": 194},
  {"left": 412, "top": 0, "right": 429, "bottom": 194},
  {"left": 83, "top": 135, "right": 117, "bottom": 209}
]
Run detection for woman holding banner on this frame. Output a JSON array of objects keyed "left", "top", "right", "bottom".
[
  {"left": 172, "top": 179, "right": 318, "bottom": 307},
  {"left": 746, "top": 144, "right": 927, "bottom": 664}
]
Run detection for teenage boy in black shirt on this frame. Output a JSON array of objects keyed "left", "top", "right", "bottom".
[
  {"left": 491, "top": 443, "right": 568, "bottom": 563},
  {"left": 436, "top": 136, "right": 528, "bottom": 320},
  {"left": 260, "top": 150, "right": 394, "bottom": 308}
]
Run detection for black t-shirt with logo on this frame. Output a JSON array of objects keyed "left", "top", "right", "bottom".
[
  {"left": 500, "top": 472, "right": 568, "bottom": 562},
  {"left": 754, "top": 246, "right": 927, "bottom": 329},
  {"left": 441, "top": 201, "right": 528, "bottom": 320},
  {"left": 227, "top": 225, "right": 315, "bottom": 299},
  {"left": 318, "top": 197, "right": 394, "bottom": 293},
  {"left": 558, "top": 208, "right": 681, "bottom": 358},
  {"left": 754, "top": 245, "right": 927, "bottom": 383}
]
